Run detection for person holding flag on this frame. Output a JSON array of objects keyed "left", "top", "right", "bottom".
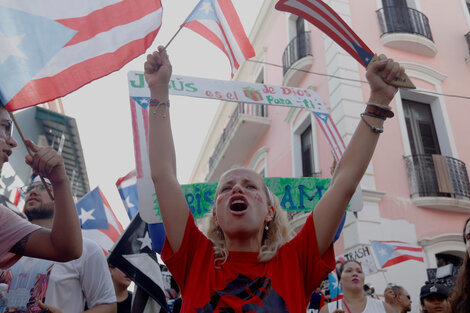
[
  {"left": 0, "top": 106, "right": 83, "bottom": 269},
  {"left": 146, "top": 45, "right": 406, "bottom": 312}
]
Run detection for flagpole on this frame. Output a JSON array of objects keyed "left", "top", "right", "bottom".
[
  {"left": 164, "top": 25, "right": 184, "bottom": 49},
  {"left": 8, "top": 111, "right": 54, "bottom": 200}
]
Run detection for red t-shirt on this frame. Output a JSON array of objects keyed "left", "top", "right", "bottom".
[{"left": 162, "top": 213, "right": 335, "bottom": 313}]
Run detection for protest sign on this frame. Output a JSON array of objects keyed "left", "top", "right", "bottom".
[{"left": 337, "top": 245, "right": 378, "bottom": 276}]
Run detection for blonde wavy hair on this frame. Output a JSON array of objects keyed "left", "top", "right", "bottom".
[{"left": 206, "top": 169, "right": 290, "bottom": 265}]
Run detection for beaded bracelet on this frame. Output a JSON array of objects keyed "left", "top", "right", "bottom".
[
  {"left": 360, "top": 113, "right": 383, "bottom": 134},
  {"left": 149, "top": 99, "right": 170, "bottom": 117},
  {"left": 149, "top": 99, "right": 170, "bottom": 107}
]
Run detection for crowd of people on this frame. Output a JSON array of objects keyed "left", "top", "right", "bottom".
[{"left": 0, "top": 47, "right": 468, "bottom": 313}]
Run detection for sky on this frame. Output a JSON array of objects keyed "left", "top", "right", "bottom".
[{"left": 61, "top": 1, "right": 264, "bottom": 227}]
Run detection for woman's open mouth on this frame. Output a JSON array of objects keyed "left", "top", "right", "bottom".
[{"left": 230, "top": 199, "right": 247, "bottom": 214}]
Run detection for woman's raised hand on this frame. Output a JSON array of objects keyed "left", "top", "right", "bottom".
[
  {"left": 366, "top": 54, "right": 404, "bottom": 105},
  {"left": 144, "top": 46, "right": 172, "bottom": 92}
]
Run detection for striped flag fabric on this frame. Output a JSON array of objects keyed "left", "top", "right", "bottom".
[
  {"left": 76, "top": 187, "right": 124, "bottom": 255},
  {"left": 0, "top": 0, "right": 163, "bottom": 111},
  {"left": 275, "top": 0, "right": 374, "bottom": 67},
  {"left": 312, "top": 112, "right": 346, "bottom": 162},
  {"left": 129, "top": 96, "right": 166, "bottom": 253},
  {"left": 370, "top": 240, "right": 424, "bottom": 268},
  {"left": 182, "top": 0, "right": 255, "bottom": 77}
]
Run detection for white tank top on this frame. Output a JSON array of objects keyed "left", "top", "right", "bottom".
[{"left": 327, "top": 297, "right": 386, "bottom": 313}]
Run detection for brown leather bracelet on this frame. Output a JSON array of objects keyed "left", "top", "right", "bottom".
[{"left": 365, "top": 104, "right": 394, "bottom": 119}]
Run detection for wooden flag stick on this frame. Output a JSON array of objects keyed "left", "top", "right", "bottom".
[
  {"left": 8, "top": 111, "right": 54, "bottom": 201},
  {"left": 164, "top": 25, "right": 184, "bottom": 49}
]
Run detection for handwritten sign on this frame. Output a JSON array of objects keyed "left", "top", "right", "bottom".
[
  {"left": 128, "top": 72, "right": 330, "bottom": 115},
  {"left": 149, "top": 177, "right": 331, "bottom": 220},
  {"left": 337, "top": 245, "right": 378, "bottom": 276}
]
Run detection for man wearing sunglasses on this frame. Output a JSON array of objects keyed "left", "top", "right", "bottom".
[
  {"left": 0, "top": 106, "right": 83, "bottom": 269},
  {"left": 387, "top": 284, "right": 412, "bottom": 313}
]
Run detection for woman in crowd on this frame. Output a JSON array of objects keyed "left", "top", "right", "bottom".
[
  {"left": 320, "top": 260, "right": 394, "bottom": 313},
  {"left": 449, "top": 216, "right": 470, "bottom": 313},
  {"left": 147, "top": 46, "right": 404, "bottom": 313}
]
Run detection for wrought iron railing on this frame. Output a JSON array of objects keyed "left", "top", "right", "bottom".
[
  {"left": 282, "top": 32, "right": 311, "bottom": 75},
  {"left": 466, "top": 32, "right": 470, "bottom": 56},
  {"left": 404, "top": 155, "right": 470, "bottom": 199},
  {"left": 377, "top": 6, "right": 433, "bottom": 42},
  {"left": 208, "top": 103, "right": 268, "bottom": 170}
]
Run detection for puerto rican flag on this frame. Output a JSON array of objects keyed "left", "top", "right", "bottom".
[
  {"left": 275, "top": 0, "right": 374, "bottom": 68},
  {"left": 313, "top": 112, "right": 346, "bottom": 162},
  {"left": 0, "top": 0, "right": 163, "bottom": 111},
  {"left": 116, "top": 170, "right": 139, "bottom": 220},
  {"left": 328, "top": 272, "right": 343, "bottom": 302},
  {"left": 76, "top": 187, "right": 124, "bottom": 255},
  {"left": 371, "top": 240, "right": 424, "bottom": 268},
  {"left": 129, "top": 96, "right": 166, "bottom": 253},
  {"left": 182, "top": 0, "right": 255, "bottom": 77}
]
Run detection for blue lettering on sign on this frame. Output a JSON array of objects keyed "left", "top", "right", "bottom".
[
  {"left": 298, "top": 185, "right": 324, "bottom": 210},
  {"left": 281, "top": 185, "right": 296, "bottom": 210}
]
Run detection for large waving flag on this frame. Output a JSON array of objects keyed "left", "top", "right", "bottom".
[
  {"left": 275, "top": 0, "right": 414, "bottom": 88},
  {"left": 0, "top": 0, "right": 163, "bottom": 111},
  {"left": 76, "top": 187, "right": 124, "bottom": 254},
  {"left": 275, "top": 0, "right": 374, "bottom": 67},
  {"left": 370, "top": 240, "right": 424, "bottom": 268},
  {"left": 182, "top": 0, "right": 255, "bottom": 77}
]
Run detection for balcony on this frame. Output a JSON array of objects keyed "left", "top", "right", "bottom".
[
  {"left": 206, "top": 103, "right": 270, "bottom": 181},
  {"left": 282, "top": 32, "right": 313, "bottom": 86},
  {"left": 404, "top": 154, "right": 470, "bottom": 212},
  {"left": 377, "top": 6, "right": 437, "bottom": 56}
]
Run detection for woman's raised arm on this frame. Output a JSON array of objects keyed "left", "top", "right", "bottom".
[
  {"left": 313, "top": 55, "right": 405, "bottom": 255},
  {"left": 146, "top": 47, "right": 190, "bottom": 252}
]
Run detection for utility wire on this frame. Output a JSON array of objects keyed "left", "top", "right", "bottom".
[{"left": 246, "top": 59, "right": 470, "bottom": 101}]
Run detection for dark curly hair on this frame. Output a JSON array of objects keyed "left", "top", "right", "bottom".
[{"left": 449, "top": 216, "right": 470, "bottom": 313}]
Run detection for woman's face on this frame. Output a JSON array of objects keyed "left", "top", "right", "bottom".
[
  {"left": 465, "top": 220, "right": 470, "bottom": 257},
  {"left": 214, "top": 168, "right": 274, "bottom": 241},
  {"left": 340, "top": 262, "right": 365, "bottom": 291}
]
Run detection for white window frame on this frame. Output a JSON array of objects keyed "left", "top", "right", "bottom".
[
  {"left": 248, "top": 146, "right": 269, "bottom": 176},
  {"left": 394, "top": 62, "right": 457, "bottom": 158},
  {"left": 288, "top": 110, "right": 320, "bottom": 178},
  {"left": 419, "top": 233, "right": 466, "bottom": 268}
]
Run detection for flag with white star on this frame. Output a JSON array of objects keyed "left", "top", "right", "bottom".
[
  {"left": 76, "top": 187, "right": 124, "bottom": 255},
  {"left": 108, "top": 213, "right": 168, "bottom": 311},
  {"left": 0, "top": 0, "right": 163, "bottom": 110},
  {"left": 182, "top": 0, "right": 255, "bottom": 77},
  {"left": 328, "top": 272, "right": 343, "bottom": 301},
  {"left": 370, "top": 240, "right": 424, "bottom": 268}
]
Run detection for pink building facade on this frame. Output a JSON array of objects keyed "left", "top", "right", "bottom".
[{"left": 190, "top": 1, "right": 470, "bottom": 310}]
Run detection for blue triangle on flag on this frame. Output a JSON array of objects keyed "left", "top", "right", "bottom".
[
  {"left": 314, "top": 112, "right": 329, "bottom": 123},
  {"left": 0, "top": 6, "right": 76, "bottom": 104},
  {"left": 350, "top": 41, "right": 374, "bottom": 67},
  {"left": 132, "top": 97, "right": 150, "bottom": 109}
]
